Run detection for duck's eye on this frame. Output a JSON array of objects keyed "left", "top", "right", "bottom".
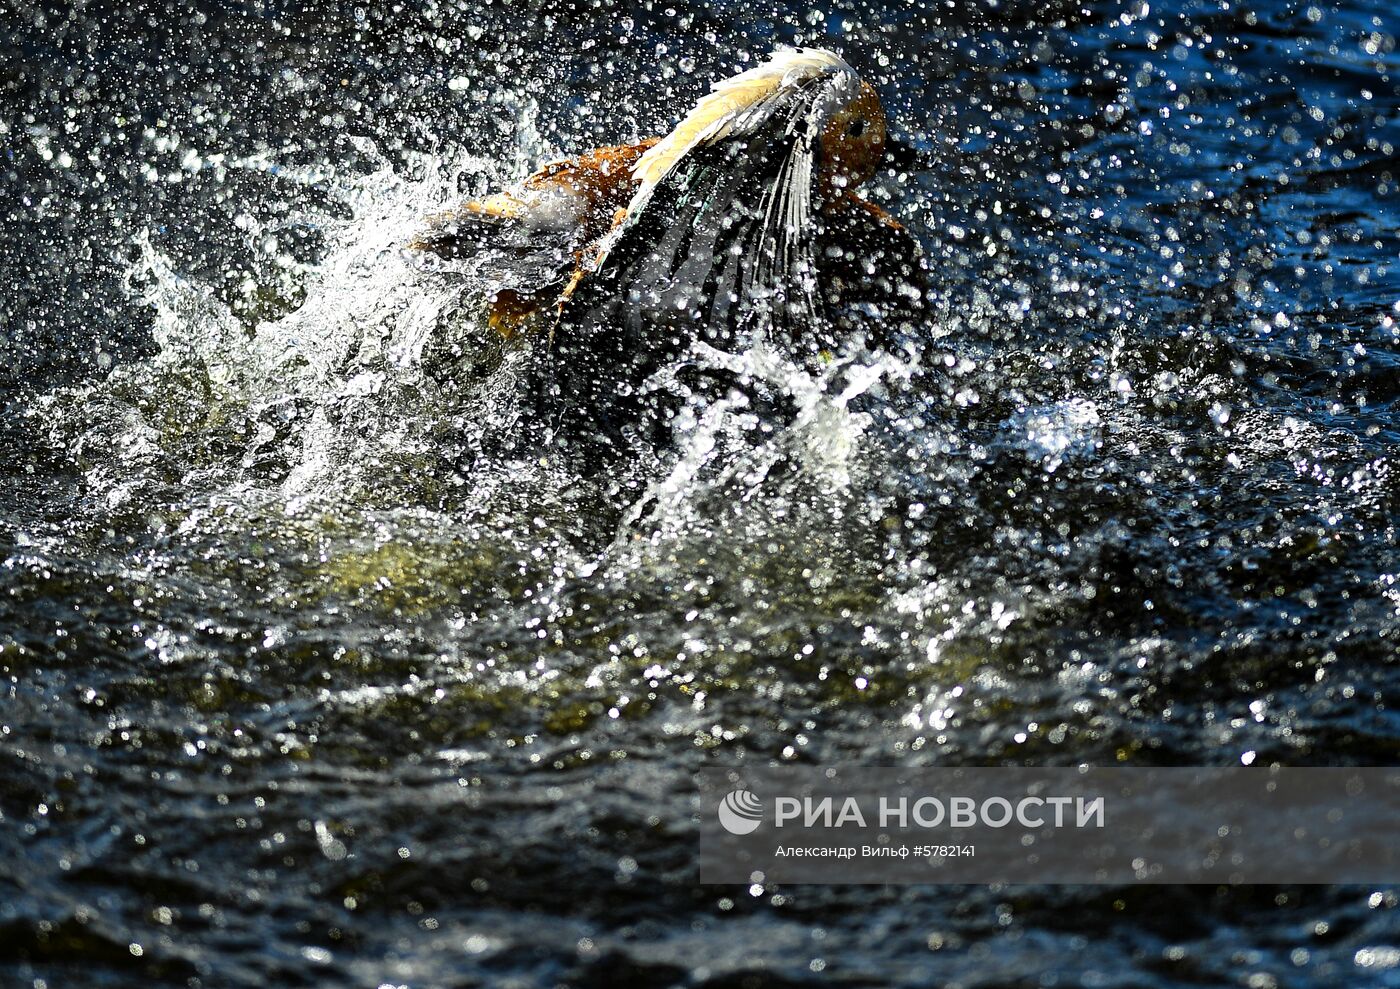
[{"left": 847, "top": 118, "right": 868, "bottom": 139}]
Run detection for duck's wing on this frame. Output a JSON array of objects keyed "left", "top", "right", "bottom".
[
  {"left": 558, "top": 66, "right": 863, "bottom": 347},
  {"left": 533, "top": 66, "right": 865, "bottom": 449}
]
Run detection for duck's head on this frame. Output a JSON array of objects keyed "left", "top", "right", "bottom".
[{"left": 818, "top": 78, "right": 887, "bottom": 195}]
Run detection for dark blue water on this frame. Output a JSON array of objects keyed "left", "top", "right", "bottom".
[{"left": 3, "top": 0, "right": 1399, "bottom": 985}]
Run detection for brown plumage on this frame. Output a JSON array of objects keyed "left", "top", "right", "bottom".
[{"left": 410, "top": 139, "right": 659, "bottom": 337}]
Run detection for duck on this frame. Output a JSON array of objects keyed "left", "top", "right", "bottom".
[{"left": 412, "top": 47, "right": 924, "bottom": 454}]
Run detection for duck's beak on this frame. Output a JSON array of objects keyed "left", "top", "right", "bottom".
[{"left": 883, "top": 133, "right": 935, "bottom": 172}]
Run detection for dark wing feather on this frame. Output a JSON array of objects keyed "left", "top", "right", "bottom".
[
  {"left": 564, "top": 73, "right": 855, "bottom": 341},
  {"left": 528, "top": 75, "right": 860, "bottom": 452}
]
